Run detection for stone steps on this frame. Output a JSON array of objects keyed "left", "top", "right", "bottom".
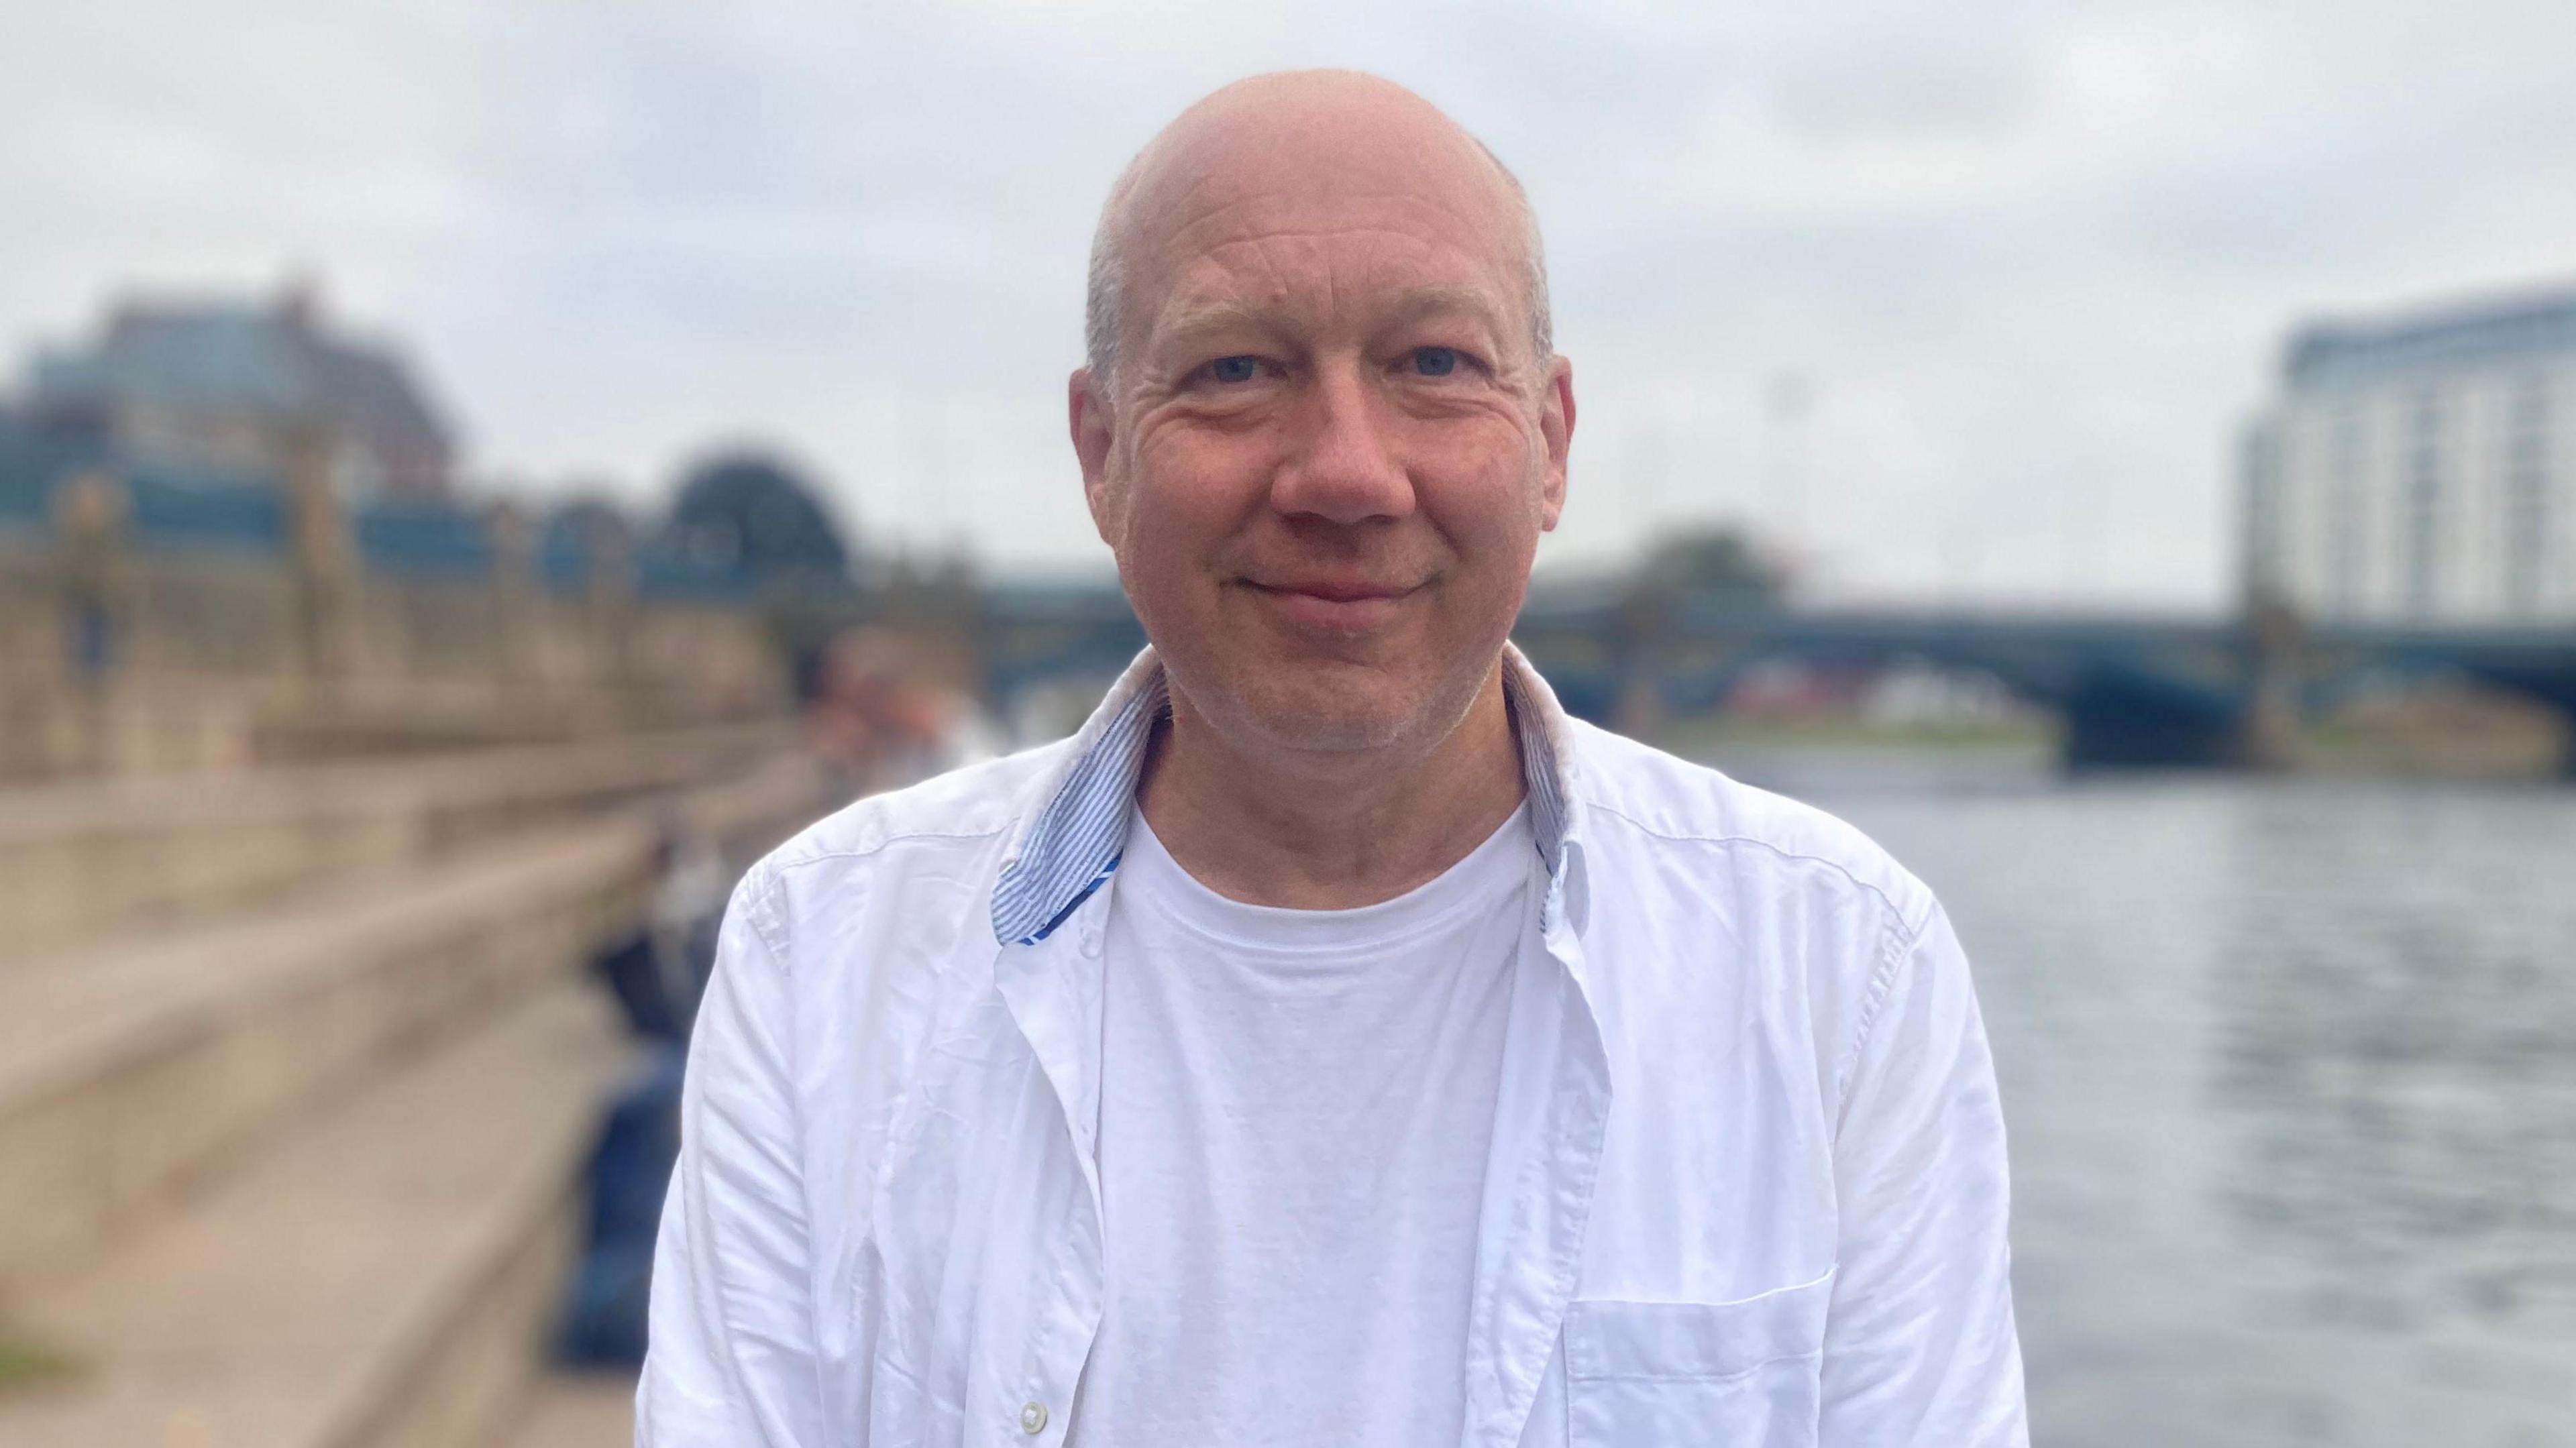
[
  {"left": 0, "top": 720, "right": 796, "bottom": 967},
  {"left": 0, "top": 983, "right": 633, "bottom": 1448},
  {"left": 0, "top": 752, "right": 838, "bottom": 1295}
]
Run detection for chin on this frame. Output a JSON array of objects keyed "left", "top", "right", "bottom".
[
  {"left": 1209, "top": 659, "right": 1442, "bottom": 757},
  {"left": 1244, "top": 704, "right": 1411, "bottom": 755}
]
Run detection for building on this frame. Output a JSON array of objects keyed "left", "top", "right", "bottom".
[
  {"left": 2242, "top": 283, "right": 2576, "bottom": 624},
  {"left": 17, "top": 282, "right": 454, "bottom": 505}
]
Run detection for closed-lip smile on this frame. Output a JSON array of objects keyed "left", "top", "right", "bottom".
[
  {"left": 1247, "top": 577, "right": 1417, "bottom": 602},
  {"left": 1240, "top": 575, "right": 1425, "bottom": 628}
]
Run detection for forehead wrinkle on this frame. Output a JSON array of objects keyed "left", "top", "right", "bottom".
[
  {"left": 1146, "top": 223, "right": 1518, "bottom": 343},
  {"left": 1144, "top": 185, "right": 1517, "bottom": 280}
]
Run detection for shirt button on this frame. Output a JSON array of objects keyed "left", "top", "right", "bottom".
[
  {"left": 1079, "top": 930, "right": 1102, "bottom": 959},
  {"left": 1020, "top": 1400, "right": 1049, "bottom": 1435}
]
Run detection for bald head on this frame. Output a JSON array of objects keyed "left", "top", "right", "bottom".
[{"left": 1084, "top": 70, "right": 1550, "bottom": 388}]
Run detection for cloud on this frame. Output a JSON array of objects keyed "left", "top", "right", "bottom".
[{"left": 5, "top": 0, "right": 2573, "bottom": 607}]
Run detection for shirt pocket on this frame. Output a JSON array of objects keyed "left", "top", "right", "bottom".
[{"left": 1562, "top": 1268, "right": 1834, "bottom": 1448}]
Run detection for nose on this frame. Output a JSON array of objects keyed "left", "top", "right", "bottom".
[{"left": 1268, "top": 361, "right": 1415, "bottom": 525}]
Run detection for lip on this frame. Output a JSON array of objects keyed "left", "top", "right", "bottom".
[{"left": 1240, "top": 577, "right": 1424, "bottom": 630}]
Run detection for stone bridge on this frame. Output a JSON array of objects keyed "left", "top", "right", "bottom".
[{"left": 974, "top": 581, "right": 2576, "bottom": 771}]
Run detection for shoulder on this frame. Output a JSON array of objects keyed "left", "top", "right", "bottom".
[
  {"left": 730, "top": 738, "right": 1078, "bottom": 954},
  {"left": 1563, "top": 719, "right": 1937, "bottom": 939},
  {"left": 1561, "top": 722, "right": 1972, "bottom": 1121}
]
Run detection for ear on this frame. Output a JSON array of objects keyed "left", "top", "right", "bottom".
[
  {"left": 1069, "top": 366, "right": 1122, "bottom": 548},
  {"left": 1537, "top": 353, "right": 1574, "bottom": 532}
]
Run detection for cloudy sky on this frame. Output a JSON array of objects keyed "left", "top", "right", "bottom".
[{"left": 5, "top": 1, "right": 2574, "bottom": 608}]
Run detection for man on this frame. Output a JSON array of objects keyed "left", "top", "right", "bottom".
[{"left": 640, "top": 70, "right": 2025, "bottom": 1447}]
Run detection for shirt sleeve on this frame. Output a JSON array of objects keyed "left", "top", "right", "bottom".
[
  {"left": 637, "top": 872, "right": 827, "bottom": 1447},
  {"left": 1817, "top": 901, "right": 2029, "bottom": 1446}
]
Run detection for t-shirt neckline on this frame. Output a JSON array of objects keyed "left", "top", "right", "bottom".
[{"left": 1119, "top": 801, "right": 1537, "bottom": 955}]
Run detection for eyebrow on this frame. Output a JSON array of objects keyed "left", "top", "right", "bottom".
[
  {"left": 1150, "top": 285, "right": 1513, "bottom": 354},
  {"left": 1380, "top": 285, "right": 1510, "bottom": 335},
  {"left": 1152, "top": 297, "right": 1277, "bottom": 345}
]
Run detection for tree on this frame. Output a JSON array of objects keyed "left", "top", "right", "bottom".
[
  {"left": 1636, "top": 524, "right": 1786, "bottom": 610},
  {"left": 663, "top": 450, "right": 851, "bottom": 583}
]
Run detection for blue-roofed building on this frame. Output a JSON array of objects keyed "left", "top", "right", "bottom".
[
  {"left": 2243, "top": 280, "right": 2576, "bottom": 624},
  {"left": 18, "top": 282, "right": 455, "bottom": 507}
]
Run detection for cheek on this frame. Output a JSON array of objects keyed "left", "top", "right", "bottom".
[
  {"left": 1116, "top": 430, "right": 1268, "bottom": 583},
  {"left": 1406, "top": 417, "right": 1544, "bottom": 546}
]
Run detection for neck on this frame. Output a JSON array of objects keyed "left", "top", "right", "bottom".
[{"left": 1137, "top": 660, "right": 1526, "bottom": 909}]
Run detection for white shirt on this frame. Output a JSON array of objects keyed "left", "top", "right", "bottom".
[
  {"left": 639, "top": 647, "right": 2027, "bottom": 1448},
  {"left": 1071, "top": 805, "right": 1539, "bottom": 1447}
]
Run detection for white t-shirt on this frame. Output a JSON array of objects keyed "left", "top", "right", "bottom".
[{"left": 1067, "top": 803, "right": 1543, "bottom": 1448}]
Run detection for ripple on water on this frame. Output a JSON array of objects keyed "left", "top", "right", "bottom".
[{"left": 1711, "top": 758, "right": 2576, "bottom": 1448}]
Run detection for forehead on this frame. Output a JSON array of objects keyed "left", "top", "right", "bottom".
[
  {"left": 1120, "top": 115, "right": 1526, "bottom": 341},
  {"left": 1152, "top": 193, "right": 1515, "bottom": 332}
]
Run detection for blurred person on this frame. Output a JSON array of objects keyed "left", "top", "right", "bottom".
[
  {"left": 641, "top": 70, "right": 2023, "bottom": 1447},
  {"left": 562, "top": 814, "right": 734, "bottom": 1367},
  {"left": 801, "top": 628, "right": 898, "bottom": 781},
  {"left": 52, "top": 469, "right": 129, "bottom": 687},
  {"left": 806, "top": 625, "right": 1002, "bottom": 787}
]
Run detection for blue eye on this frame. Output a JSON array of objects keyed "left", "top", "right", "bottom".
[
  {"left": 1411, "top": 346, "right": 1460, "bottom": 377},
  {"left": 1208, "top": 355, "right": 1260, "bottom": 384}
]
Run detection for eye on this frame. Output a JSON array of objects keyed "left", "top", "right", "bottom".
[
  {"left": 1205, "top": 355, "right": 1260, "bottom": 384},
  {"left": 1409, "top": 346, "right": 1462, "bottom": 378}
]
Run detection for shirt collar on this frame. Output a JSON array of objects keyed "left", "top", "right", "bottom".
[{"left": 989, "top": 643, "right": 1582, "bottom": 947}]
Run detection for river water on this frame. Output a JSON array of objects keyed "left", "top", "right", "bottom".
[{"left": 1707, "top": 750, "right": 2576, "bottom": 1447}]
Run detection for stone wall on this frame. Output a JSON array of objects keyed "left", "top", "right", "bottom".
[{"left": 0, "top": 518, "right": 790, "bottom": 780}]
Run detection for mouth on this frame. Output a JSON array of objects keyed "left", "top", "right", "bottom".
[{"left": 1238, "top": 576, "right": 1426, "bottom": 631}]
